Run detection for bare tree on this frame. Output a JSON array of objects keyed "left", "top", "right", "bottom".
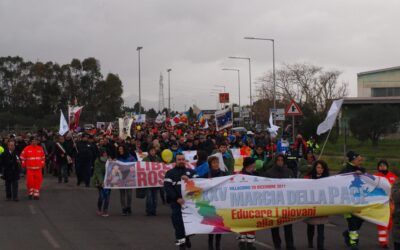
[{"left": 256, "top": 63, "right": 348, "bottom": 113}]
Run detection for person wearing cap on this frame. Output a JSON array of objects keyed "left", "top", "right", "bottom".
[
  {"left": 339, "top": 151, "right": 366, "bottom": 250},
  {"left": 20, "top": 136, "right": 46, "bottom": 200},
  {"left": 373, "top": 160, "right": 398, "bottom": 249},
  {"left": 142, "top": 145, "right": 162, "bottom": 216},
  {"left": 264, "top": 154, "right": 296, "bottom": 250},
  {"left": 237, "top": 157, "right": 258, "bottom": 250}
]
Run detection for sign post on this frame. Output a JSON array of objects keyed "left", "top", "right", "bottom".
[{"left": 285, "top": 100, "right": 303, "bottom": 142}]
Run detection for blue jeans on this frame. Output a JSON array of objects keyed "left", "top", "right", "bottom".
[
  {"left": 146, "top": 188, "right": 158, "bottom": 215},
  {"left": 97, "top": 187, "right": 111, "bottom": 212}
]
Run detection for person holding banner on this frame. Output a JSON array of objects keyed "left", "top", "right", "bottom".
[
  {"left": 264, "top": 154, "right": 296, "bottom": 250},
  {"left": 339, "top": 151, "right": 366, "bottom": 250},
  {"left": 304, "top": 160, "right": 330, "bottom": 250},
  {"left": 373, "top": 160, "right": 398, "bottom": 249},
  {"left": 142, "top": 145, "right": 162, "bottom": 216},
  {"left": 116, "top": 145, "right": 137, "bottom": 216},
  {"left": 164, "top": 153, "right": 197, "bottom": 250},
  {"left": 201, "top": 155, "right": 227, "bottom": 250},
  {"left": 238, "top": 157, "right": 259, "bottom": 250}
]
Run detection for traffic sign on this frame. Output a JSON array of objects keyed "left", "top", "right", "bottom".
[
  {"left": 270, "top": 108, "right": 285, "bottom": 121},
  {"left": 219, "top": 93, "right": 230, "bottom": 103},
  {"left": 285, "top": 100, "right": 303, "bottom": 116}
]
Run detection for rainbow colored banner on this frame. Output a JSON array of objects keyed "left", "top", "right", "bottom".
[{"left": 182, "top": 173, "right": 391, "bottom": 234}]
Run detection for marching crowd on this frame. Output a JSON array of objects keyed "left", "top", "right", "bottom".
[{"left": 0, "top": 123, "right": 399, "bottom": 250}]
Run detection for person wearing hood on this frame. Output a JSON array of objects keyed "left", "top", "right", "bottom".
[
  {"left": 91, "top": 150, "right": 111, "bottom": 217},
  {"left": 237, "top": 157, "right": 258, "bottom": 250},
  {"left": 264, "top": 154, "right": 295, "bottom": 250},
  {"left": 339, "top": 151, "right": 366, "bottom": 250},
  {"left": 373, "top": 160, "right": 398, "bottom": 249}
]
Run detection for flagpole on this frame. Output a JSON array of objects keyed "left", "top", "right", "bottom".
[{"left": 317, "top": 128, "right": 333, "bottom": 160}]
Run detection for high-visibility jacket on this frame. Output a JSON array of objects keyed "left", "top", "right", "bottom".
[
  {"left": 20, "top": 145, "right": 45, "bottom": 170},
  {"left": 374, "top": 171, "right": 398, "bottom": 185}
]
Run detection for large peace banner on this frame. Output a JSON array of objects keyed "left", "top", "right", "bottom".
[
  {"left": 103, "top": 160, "right": 195, "bottom": 189},
  {"left": 182, "top": 173, "right": 391, "bottom": 235}
]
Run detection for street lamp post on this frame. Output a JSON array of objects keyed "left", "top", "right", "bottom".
[
  {"left": 167, "top": 69, "right": 172, "bottom": 116},
  {"left": 222, "top": 68, "right": 241, "bottom": 125},
  {"left": 244, "top": 37, "right": 276, "bottom": 109},
  {"left": 136, "top": 46, "right": 143, "bottom": 113},
  {"left": 228, "top": 56, "right": 252, "bottom": 106}
]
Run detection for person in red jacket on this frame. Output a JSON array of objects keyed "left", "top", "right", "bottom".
[
  {"left": 20, "top": 137, "right": 45, "bottom": 200},
  {"left": 374, "top": 159, "right": 398, "bottom": 249}
]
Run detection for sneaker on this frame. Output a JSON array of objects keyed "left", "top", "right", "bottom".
[
  {"left": 381, "top": 245, "right": 389, "bottom": 249},
  {"left": 33, "top": 196, "right": 40, "bottom": 200},
  {"left": 127, "top": 207, "right": 132, "bottom": 215},
  {"left": 122, "top": 208, "right": 127, "bottom": 216},
  {"left": 97, "top": 210, "right": 102, "bottom": 216},
  {"left": 28, "top": 195, "right": 33, "bottom": 200},
  {"left": 102, "top": 213, "right": 109, "bottom": 217}
]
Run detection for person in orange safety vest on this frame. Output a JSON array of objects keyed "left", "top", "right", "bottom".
[
  {"left": 20, "top": 136, "right": 45, "bottom": 200},
  {"left": 374, "top": 159, "right": 398, "bottom": 249}
]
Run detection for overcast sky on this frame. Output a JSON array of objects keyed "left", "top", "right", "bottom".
[{"left": 1, "top": 0, "right": 400, "bottom": 111}]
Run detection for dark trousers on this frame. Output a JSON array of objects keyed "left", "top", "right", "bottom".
[
  {"left": 344, "top": 216, "right": 364, "bottom": 246},
  {"left": 119, "top": 189, "right": 132, "bottom": 211},
  {"left": 146, "top": 188, "right": 158, "bottom": 215},
  {"left": 171, "top": 202, "right": 186, "bottom": 240},
  {"left": 5, "top": 180, "right": 18, "bottom": 199},
  {"left": 208, "top": 234, "right": 221, "bottom": 248},
  {"left": 271, "top": 225, "right": 295, "bottom": 249},
  {"left": 307, "top": 224, "right": 324, "bottom": 249},
  {"left": 97, "top": 187, "right": 111, "bottom": 212},
  {"left": 77, "top": 164, "right": 91, "bottom": 186},
  {"left": 57, "top": 164, "right": 68, "bottom": 182}
]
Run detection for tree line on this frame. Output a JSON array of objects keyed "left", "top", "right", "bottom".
[{"left": 0, "top": 56, "right": 124, "bottom": 129}]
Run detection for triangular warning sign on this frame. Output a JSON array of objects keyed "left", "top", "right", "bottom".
[{"left": 285, "top": 100, "right": 303, "bottom": 116}]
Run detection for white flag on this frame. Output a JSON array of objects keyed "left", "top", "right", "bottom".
[
  {"left": 317, "top": 99, "right": 344, "bottom": 135},
  {"left": 59, "top": 110, "right": 69, "bottom": 136},
  {"left": 203, "top": 119, "right": 209, "bottom": 129},
  {"left": 267, "top": 112, "right": 280, "bottom": 137}
]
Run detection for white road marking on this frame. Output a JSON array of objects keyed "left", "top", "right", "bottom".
[
  {"left": 41, "top": 229, "right": 61, "bottom": 249},
  {"left": 29, "top": 205, "right": 36, "bottom": 215}
]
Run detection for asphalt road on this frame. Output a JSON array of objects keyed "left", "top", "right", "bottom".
[{"left": 0, "top": 176, "right": 394, "bottom": 250}]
